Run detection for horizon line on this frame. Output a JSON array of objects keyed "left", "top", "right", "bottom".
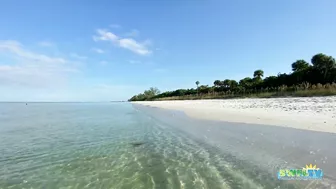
[{"left": 0, "top": 101, "right": 128, "bottom": 103}]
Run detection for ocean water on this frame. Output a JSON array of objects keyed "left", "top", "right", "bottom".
[{"left": 0, "top": 102, "right": 312, "bottom": 189}]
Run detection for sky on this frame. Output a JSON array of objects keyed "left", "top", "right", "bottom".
[{"left": 1, "top": 0, "right": 336, "bottom": 101}]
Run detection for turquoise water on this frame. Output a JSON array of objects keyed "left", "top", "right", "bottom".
[{"left": 0, "top": 103, "right": 302, "bottom": 189}]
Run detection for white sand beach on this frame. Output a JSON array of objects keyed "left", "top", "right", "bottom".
[{"left": 133, "top": 96, "right": 336, "bottom": 134}]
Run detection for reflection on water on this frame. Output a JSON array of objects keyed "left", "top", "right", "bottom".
[{"left": 0, "top": 103, "right": 307, "bottom": 188}]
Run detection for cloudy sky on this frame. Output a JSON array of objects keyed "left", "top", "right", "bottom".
[{"left": 1, "top": 0, "right": 335, "bottom": 101}]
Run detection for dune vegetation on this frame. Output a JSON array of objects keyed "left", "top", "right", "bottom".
[{"left": 129, "top": 53, "right": 336, "bottom": 101}]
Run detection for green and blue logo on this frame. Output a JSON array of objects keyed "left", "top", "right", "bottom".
[{"left": 278, "top": 164, "right": 323, "bottom": 180}]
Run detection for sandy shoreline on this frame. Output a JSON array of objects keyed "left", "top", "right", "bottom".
[
  {"left": 132, "top": 96, "right": 336, "bottom": 134},
  {"left": 134, "top": 103, "right": 336, "bottom": 188}
]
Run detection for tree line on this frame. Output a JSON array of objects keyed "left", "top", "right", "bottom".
[{"left": 129, "top": 53, "right": 336, "bottom": 101}]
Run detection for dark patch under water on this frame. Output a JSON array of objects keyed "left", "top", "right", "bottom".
[{"left": 130, "top": 142, "right": 146, "bottom": 147}]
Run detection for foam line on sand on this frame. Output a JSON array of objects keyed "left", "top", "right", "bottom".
[{"left": 132, "top": 96, "right": 336, "bottom": 134}]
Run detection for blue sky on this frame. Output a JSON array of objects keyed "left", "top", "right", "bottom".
[{"left": 1, "top": 0, "right": 335, "bottom": 101}]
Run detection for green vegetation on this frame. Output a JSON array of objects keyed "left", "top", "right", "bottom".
[
  {"left": 129, "top": 87, "right": 161, "bottom": 101},
  {"left": 129, "top": 53, "right": 336, "bottom": 101}
]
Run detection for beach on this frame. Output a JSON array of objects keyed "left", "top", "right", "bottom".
[
  {"left": 133, "top": 97, "right": 336, "bottom": 188},
  {"left": 133, "top": 96, "right": 336, "bottom": 134}
]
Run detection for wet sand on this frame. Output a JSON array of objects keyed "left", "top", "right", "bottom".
[{"left": 133, "top": 104, "right": 336, "bottom": 188}]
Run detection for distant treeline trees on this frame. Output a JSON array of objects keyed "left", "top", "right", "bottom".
[
  {"left": 129, "top": 87, "right": 161, "bottom": 101},
  {"left": 129, "top": 53, "right": 336, "bottom": 101}
]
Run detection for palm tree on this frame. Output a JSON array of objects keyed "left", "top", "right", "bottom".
[
  {"left": 291, "top": 60, "right": 310, "bottom": 72},
  {"left": 229, "top": 80, "right": 238, "bottom": 89},
  {"left": 311, "top": 53, "right": 336, "bottom": 79},
  {"left": 195, "top": 81, "right": 200, "bottom": 88},
  {"left": 253, "top": 69, "right": 264, "bottom": 79},
  {"left": 223, "top": 79, "right": 231, "bottom": 89},
  {"left": 239, "top": 77, "right": 253, "bottom": 89},
  {"left": 291, "top": 60, "right": 310, "bottom": 83},
  {"left": 195, "top": 81, "right": 200, "bottom": 95},
  {"left": 213, "top": 80, "right": 221, "bottom": 87}
]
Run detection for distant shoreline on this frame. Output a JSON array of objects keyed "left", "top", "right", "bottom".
[
  {"left": 129, "top": 53, "right": 336, "bottom": 102},
  {"left": 148, "top": 89, "right": 336, "bottom": 101},
  {"left": 133, "top": 96, "right": 336, "bottom": 134}
]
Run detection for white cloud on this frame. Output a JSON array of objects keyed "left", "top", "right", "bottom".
[
  {"left": 93, "top": 29, "right": 118, "bottom": 42},
  {"left": 0, "top": 40, "right": 66, "bottom": 64},
  {"left": 109, "top": 24, "right": 121, "bottom": 29},
  {"left": 91, "top": 47, "right": 105, "bottom": 54},
  {"left": 38, "top": 41, "right": 54, "bottom": 47},
  {"left": 119, "top": 38, "right": 151, "bottom": 55},
  {"left": 124, "top": 29, "right": 140, "bottom": 37},
  {"left": 70, "top": 53, "right": 87, "bottom": 60},
  {"left": 0, "top": 40, "right": 79, "bottom": 88},
  {"left": 93, "top": 29, "right": 152, "bottom": 55}
]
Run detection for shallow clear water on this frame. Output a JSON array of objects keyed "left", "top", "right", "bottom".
[{"left": 0, "top": 103, "right": 304, "bottom": 189}]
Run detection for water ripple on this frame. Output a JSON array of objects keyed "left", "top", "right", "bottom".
[{"left": 0, "top": 103, "right": 310, "bottom": 188}]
